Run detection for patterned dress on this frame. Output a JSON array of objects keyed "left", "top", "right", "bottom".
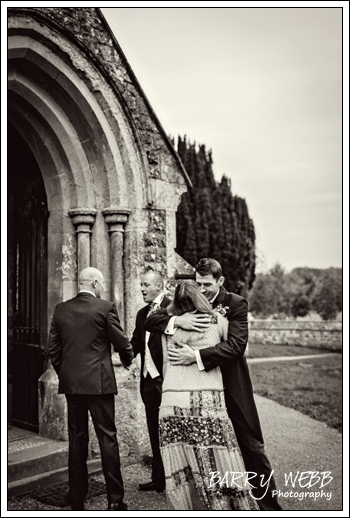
[{"left": 159, "top": 316, "right": 259, "bottom": 511}]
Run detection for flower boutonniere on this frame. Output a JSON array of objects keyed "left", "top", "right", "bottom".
[
  {"left": 147, "top": 302, "right": 160, "bottom": 316},
  {"left": 215, "top": 303, "right": 230, "bottom": 319}
]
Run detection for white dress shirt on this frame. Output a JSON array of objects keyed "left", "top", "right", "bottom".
[
  {"left": 143, "top": 293, "right": 164, "bottom": 378},
  {"left": 79, "top": 290, "right": 96, "bottom": 297}
]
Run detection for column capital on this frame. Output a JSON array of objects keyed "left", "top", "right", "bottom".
[
  {"left": 103, "top": 208, "right": 130, "bottom": 233},
  {"left": 69, "top": 208, "right": 97, "bottom": 233}
]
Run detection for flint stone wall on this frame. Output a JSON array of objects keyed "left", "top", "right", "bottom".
[{"left": 249, "top": 320, "right": 342, "bottom": 351}]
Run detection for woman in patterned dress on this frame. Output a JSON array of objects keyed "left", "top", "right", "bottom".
[{"left": 159, "top": 281, "right": 259, "bottom": 511}]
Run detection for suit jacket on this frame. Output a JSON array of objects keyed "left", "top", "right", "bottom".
[
  {"left": 47, "top": 292, "right": 134, "bottom": 395},
  {"left": 130, "top": 295, "right": 171, "bottom": 392},
  {"left": 144, "top": 287, "right": 261, "bottom": 436}
]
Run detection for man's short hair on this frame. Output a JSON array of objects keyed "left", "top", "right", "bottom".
[
  {"left": 195, "top": 258, "right": 222, "bottom": 280},
  {"left": 142, "top": 269, "right": 164, "bottom": 288}
]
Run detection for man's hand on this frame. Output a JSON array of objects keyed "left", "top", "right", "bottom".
[
  {"left": 174, "top": 313, "right": 211, "bottom": 332},
  {"left": 121, "top": 359, "right": 131, "bottom": 370},
  {"left": 168, "top": 343, "right": 196, "bottom": 365}
]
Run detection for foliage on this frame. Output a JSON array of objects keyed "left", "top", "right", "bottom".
[
  {"left": 312, "top": 272, "right": 339, "bottom": 320},
  {"left": 175, "top": 136, "right": 255, "bottom": 295},
  {"left": 248, "top": 265, "right": 342, "bottom": 320},
  {"left": 291, "top": 294, "right": 311, "bottom": 318}
]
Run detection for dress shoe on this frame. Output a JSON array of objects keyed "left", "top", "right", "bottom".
[
  {"left": 139, "top": 481, "right": 155, "bottom": 491},
  {"left": 139, "top": 481, "right": 164, "bottom": 493},
  {"left": 62, "top": 492, "right": 84, "bottom": 510},
  {"left": 108, "top": 502, "right": 128, "bottom": 510}
]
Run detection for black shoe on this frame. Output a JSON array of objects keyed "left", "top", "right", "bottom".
[
  {"left": 63, "top": 491, "right": 84, "bottom": 510},
  {"left": 108, "top": 502, "right": 128, "bottom": 510},
  {"left": 139, "top": 481, "right": 155, "bottom": 491}
]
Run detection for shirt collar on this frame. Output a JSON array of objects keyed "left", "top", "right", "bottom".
[
  {"left": 209, "top": 290, "right": 220, "bottom": 304},
  {"left": 152, "top": 293, "right": 164, "bottom": 305},
  {"left": 79, "top": 289, "right": 96, "bottom": 297}
]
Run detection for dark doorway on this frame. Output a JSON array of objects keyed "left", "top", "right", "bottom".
[{"left": 8, "top": 124, "right": 48, "bottom": 432}]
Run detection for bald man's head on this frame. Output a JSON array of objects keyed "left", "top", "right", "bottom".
[{"left": 79, "top": 267, "right": 105, "bottom": 298}]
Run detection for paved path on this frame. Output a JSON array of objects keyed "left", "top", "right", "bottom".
[
  {"left": 247, "top": 352, "right": 340, "bottom": 364},
  {"left": 255, "top": 394, "right": 343, "bottom": 511}
]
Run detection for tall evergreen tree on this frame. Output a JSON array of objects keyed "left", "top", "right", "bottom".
[{"left": 175, "top": 136, "right": 255, "bottom": 295}]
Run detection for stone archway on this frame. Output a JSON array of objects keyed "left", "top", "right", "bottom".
[
  {"left": 8, "top": 18, "right": 147, "bottom": 327},
  {"left": 8, "top": 15, "right": 147, "bottom": 441},
  {"left": 8, "top": 8, "right": 189, "bottom": 458}
]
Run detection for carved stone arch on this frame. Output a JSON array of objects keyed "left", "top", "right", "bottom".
[
  {"left": 8, "top": 31, "right": 146, "bottom": 210},
  {"left": 8, "top": 19, "right": 148, "bottom": 311}
]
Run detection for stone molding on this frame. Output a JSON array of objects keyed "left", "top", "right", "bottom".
[
  {"left": 68, "top": 208, "right": 97, "bottom": 232},
  {"left": 102, "top": 208, "right": 130, "bottom": 232}
]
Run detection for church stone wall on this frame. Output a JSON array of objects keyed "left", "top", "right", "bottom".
[{"left": 9, "top": 7, "right": 189, "bottom": 465}]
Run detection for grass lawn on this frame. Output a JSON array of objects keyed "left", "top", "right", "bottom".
[{"left": 249, "top": 354, "right": 342, "bottom": 432}]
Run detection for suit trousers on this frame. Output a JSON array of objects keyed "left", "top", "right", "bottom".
[
  {"left": 141, "top": 374, "right": 165, "bottom": 492},
  {"left": 65, "top": 394, "right": 124, "bottom": 508},
  {"left": 224, "top": 391, "right": 283, "bottom": 511}
]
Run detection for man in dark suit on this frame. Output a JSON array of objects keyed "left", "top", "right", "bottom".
[
  {"left": 47, "top": 267, "right": 134, "bottom": 511},
  {"left": 130, "top": 270, "right": 171, "bottom": 493},
  {"left": 145, "top": 258, "right": 282, "bottom": 510}
]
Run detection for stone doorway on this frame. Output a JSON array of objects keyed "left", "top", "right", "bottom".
[{"left": 8, "top": 123, "right": 48, "bottom": 432}]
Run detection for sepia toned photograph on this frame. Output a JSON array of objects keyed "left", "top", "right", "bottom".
[{"left": 3, "top": 2, "right": 347, "bottom": 515}]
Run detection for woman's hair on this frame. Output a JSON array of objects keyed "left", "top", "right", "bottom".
[{"left": 168, "top": 280, "right": 214, "bottom": 316}]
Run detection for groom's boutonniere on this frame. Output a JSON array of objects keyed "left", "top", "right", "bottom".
[{"left": 215, "top": 303, "right": 230, "bottom": 319}]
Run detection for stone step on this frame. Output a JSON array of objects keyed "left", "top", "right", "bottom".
[
  {"left": 8, "top": 436, "right": 69, "bottom": 483},
  {"left": 8, "top": 458, "right": 102, "bottom": 498}
]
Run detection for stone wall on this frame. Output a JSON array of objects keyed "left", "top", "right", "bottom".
[
  {"left": 249, "top": 320, "right": 342, "bottom": 351},
  {"left": 144, "top": 209, "right": 167, "bottom": 274}
]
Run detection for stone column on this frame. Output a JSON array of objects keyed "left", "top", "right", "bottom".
[
  {"left": 68, "top": 208, "right": 97, "bottom": 273},
  {"left": 102, "top": 208, "right": 130, "bottom": 326}
]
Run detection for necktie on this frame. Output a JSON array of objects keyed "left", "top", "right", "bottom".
[{"left": 144, "top": 301, "right": 160, "bottom": 378}]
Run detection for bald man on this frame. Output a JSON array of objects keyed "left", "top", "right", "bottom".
[{"left": 48, "top": 267, "right": 134, "bottom": 511}]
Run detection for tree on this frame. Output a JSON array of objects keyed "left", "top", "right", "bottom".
[
  {"left": 313, "top": 274, "right": 339, "bottom": 320},
  {"left": 175, "top": 136, "right": 255, "bottom": 295},
  {"left": 291, "top": 294, "right": 311, "bottom": 318},
  {"left": 249, "top": 264, "right": 342, "bottom": 319},
  {"left": 248, "top": 273, "right": 277, "bottom": 317}
]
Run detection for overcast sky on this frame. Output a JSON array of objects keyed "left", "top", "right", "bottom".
[{"left": 101, "top": 4, "right": 345, "bottom": 272}]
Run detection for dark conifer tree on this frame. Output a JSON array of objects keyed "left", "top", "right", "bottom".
[{"left": 175, "top": 137, "right": 255, "bottom": 295}]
